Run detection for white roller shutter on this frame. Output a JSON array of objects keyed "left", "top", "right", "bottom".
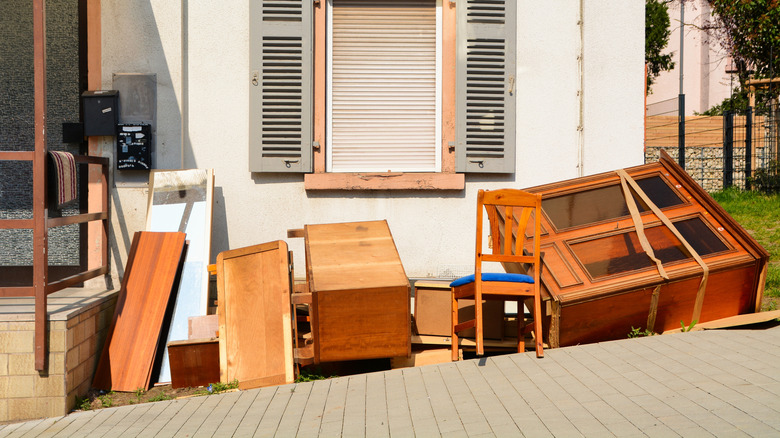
[{"left": 328, "top": 0, "right": 440, "bottom": 173}]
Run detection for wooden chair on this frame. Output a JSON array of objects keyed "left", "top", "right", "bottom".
[{"left": 451, "top": 189, "right": 544, "bottom": 360}]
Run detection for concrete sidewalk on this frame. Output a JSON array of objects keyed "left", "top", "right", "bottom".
[{"left": 2, "top": 325, "right": 779, "bottom": 437}]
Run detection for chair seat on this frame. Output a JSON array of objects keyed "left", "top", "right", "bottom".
[{"left": 450, "top": 272, "right": 534, "bottom": 288}]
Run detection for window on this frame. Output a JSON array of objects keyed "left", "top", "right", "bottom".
[
  {"left": 542, "top": 175, "right": 686, "bottom": 230},
  {"left": 327, "top": 0, "right": 441, "bottom": 173},
  {"left": 569, "top": 217, "right": 729, "bottom": 280},
  {"left": 249, "top": 0, "right": 517, "bottom": 183}
]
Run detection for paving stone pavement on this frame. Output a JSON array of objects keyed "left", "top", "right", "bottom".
[{"left": 2, "top": 326, "right": 779, "bottom": 437}]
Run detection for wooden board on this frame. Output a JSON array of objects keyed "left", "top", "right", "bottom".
[
  {"left": 391, "top": 348, "right": 455, "bottom": 369},
  {"left": 188, "top": 314, "right": 219, "bottom": 339},
  {"left": 663, "top": 309, "right": 780, "bottom": 333},
  {"left": 92, "top": 231, "right": 187, "bottom": 391},
  {"left": 305, "top": 220, "right": 411, "bottom": 363},
  {"left": 146, "top": 169, "right": 214, "bottom": 383},
  {"left": 216, "top": 241, "right": 294, "bottom": 390},
  {"left": 167, "top": 338, "right": 220, "bottom": 389}
]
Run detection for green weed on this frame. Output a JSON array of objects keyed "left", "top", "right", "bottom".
[
  {"left": 296, "top": 368, "right": 335, "bottom": 383},
  {"left": 148, "top": 393, "right": 172, "bottom": 402},
  {"left": 98, "top": 391, "right": 114, "bottom": 408},
  {"left": 76, "top": 396, "right": 92, "bottom": 411},
  {"left": 680, "top": 320, "right": 697, "bottom": 332},
  {"left": 627, "top": 327, "right": 655, "bottom": 338}
]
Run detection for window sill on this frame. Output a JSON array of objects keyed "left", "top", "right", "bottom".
[{"left": 304, "top": 172, "right": 465, "bottom": 191}]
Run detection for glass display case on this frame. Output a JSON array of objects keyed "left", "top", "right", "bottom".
[{"left": 506, "top": 151, "right": 769, "bottom": 347}]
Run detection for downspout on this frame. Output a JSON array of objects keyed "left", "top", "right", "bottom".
[{"left": 577, "top": 0, "right": 584, "bottom": 176}]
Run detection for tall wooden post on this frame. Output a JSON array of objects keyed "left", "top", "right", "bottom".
[{"left": 33, "top": 0, "right": 49, "bottom": 371}]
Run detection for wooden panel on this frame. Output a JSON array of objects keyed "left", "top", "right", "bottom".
[
  {"left": 217, "top": 241, "right": 294, "bottom": 389},
  {"left": 315, "top": 287, "right": 410, "bottom": 362},
  {"left": 92, "top": 231, "right": 186, "bottom": 391},
  {"left": 414, "top": 281, "right": 503, "bottom": 339},
  {"left": 555, "top": 265, "right": 757, "bottom": 347},
  {"left": 305, "top": 220, "right": 411, "bottom": 362},
  {"left": 167, "top": 338, "right": 219, "bottom": 389},
  {"left": 305, "top": 221, "right": 409, "bottom": 292},
  {"left": 539, "top": 243, "right": 582, "bottom": 289}
]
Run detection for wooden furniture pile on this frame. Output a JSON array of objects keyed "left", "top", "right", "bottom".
[
  {"left": 214, "top": 220, "right": 411, "bottom": 389},
  {"left": 92, "top": 153, "right": 771, "bottom": 393}
]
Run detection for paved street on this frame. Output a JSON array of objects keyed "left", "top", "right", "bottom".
[{"left": 2, "top": 326, "right": 779, "bottom": 437}]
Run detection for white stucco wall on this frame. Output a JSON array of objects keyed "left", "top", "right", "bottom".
[{"left": 101, "top": 0, "right": 645, "bottom": 280}]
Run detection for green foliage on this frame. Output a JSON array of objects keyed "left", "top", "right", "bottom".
[
  {"left": 98, "top": 391, "right": 115, "bottom": 408},
  {"left": 646, "top": 0, "right": 675, "bottom": 92},
  {"left": 295, "top": 367, "right": 335, "bottom": 383},
  {"left": 697, "top": 87, "right": 751, "bottom": 115},
  {"left": 628, "top": 326, "right": 656, "bottom": 338},
  {"left": 700, "top": 1, "right": 780, "bottom": 114},
  {"left": 711, "top": 187, "right": 780, "bottom": 306},
  {"left": 705, "top": 0, "right": 780, "bottom": 82},
  {"left": 148, "top": 393, "right": 173, "bottom": 402},
  {"left": 196, "top": 379, "right": 241, "bottom": 396},
  {"left": 749, "top": 160, "right": 780, "bottom": 194},
  {"left": 135, "top": 387, "right": 145, "bottom": 400},
  {"left": 680, "top": 320, "right": 697, "bottom": 332},
  {"left": 76, "top": 396, "right": 92, "bottom": 411}
]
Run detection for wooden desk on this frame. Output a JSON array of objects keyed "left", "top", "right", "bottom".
[{"left": 304, "top": 220, "right": 411, "bottom": 363}]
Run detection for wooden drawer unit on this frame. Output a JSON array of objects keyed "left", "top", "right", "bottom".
[{"left": 305, "top": 220, "right": 411, "bottom": 363}]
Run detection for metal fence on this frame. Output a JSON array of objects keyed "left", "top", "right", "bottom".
[{"left": 645, "top": 102, "right": 780, "bottom": 192}]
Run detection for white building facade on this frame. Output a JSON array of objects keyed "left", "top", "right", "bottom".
[{"left": 97, "top": 0, "right": 646, "bottom": 279}]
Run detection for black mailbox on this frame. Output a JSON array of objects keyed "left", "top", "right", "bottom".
[
  {"left": 82, "top": 90, "right": 118, "bottom": 136},
  {"left": 117, "top": 124, "right": 152, "bottom": 170}
]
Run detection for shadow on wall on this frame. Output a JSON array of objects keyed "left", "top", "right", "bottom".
[
  {"left": 106, "top": 0, "right": 184, "bottom": 280},
  {"left": 210, "top": 187, "right": 229, "bottom": 261}
]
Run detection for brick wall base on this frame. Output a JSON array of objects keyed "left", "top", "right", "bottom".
[{"left": 0, "top": 290, "right": 117, "bottom": 423}]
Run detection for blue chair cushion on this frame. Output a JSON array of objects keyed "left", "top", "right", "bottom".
[{"left": 449, "top": 272, "right": 534, "bottom": 288}]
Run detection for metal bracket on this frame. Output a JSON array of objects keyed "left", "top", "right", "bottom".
[{"left": 312, "top": 141, "right": 321, "bottom": 151}]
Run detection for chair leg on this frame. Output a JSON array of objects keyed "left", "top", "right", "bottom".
[
  {"left": 516, "top": 298, "right": 524, "bottom": 354},
  {"left": 533, "top": 296, "right": 544, "bottom": 358},
  {"left": 451, "top": 288, "right": 459, "bottom": 361},
  {"left": 475, "top": 298, "right": 484, "bottom": 356}
]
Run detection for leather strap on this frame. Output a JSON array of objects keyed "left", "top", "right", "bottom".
[{"left": 617, "top": 169, "right": 709, "bottom": 325}]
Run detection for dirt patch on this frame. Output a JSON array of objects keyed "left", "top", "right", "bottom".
[{"left": 74, "top": 384, "right": 235, "bottom": 412}]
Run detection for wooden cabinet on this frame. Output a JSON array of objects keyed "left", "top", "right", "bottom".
[
  {"left": 304, "top": 220, "right": 411, "bottom": 363},
  {"left": 519, "top": 152, "right": 769, "bottom": 347}
]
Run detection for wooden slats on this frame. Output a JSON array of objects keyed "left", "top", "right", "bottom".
[
  {"left": 0, "top": 287, "right": 35, "bottom": 298},
  {"left": 44, "top": 266, "right": 108, "bottom": 294},
  {"left": 0, "top": 151, "right": 34, "bottom": 161},
  {"left": 92, "top": 231, "right": 187, "bottom": 391},
  {"left": 47, "top": 212, "right": 107, "bottom": 228},
  {"left": 0, "top": 219, "right": 35, "bottom": 230}
]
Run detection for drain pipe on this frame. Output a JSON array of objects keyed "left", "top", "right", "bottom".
[{"left": 577, "top": 0, "right": 585, "bottom": 176}]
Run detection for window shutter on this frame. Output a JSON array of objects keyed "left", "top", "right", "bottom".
[
  {"left": 249, "top": 0, "right": 313, "bottom": 172},
  {"left": 456, "top": 0, "right": 516, "bottom": 173}
]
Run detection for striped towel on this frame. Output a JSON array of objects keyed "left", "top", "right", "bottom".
[{"left": 49, "top": 151, "right": 77, "bottom": 207}]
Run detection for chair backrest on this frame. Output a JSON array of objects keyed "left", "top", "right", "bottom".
[{"left": 475, "top": 189, "right": 542, "bottom": 279}]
